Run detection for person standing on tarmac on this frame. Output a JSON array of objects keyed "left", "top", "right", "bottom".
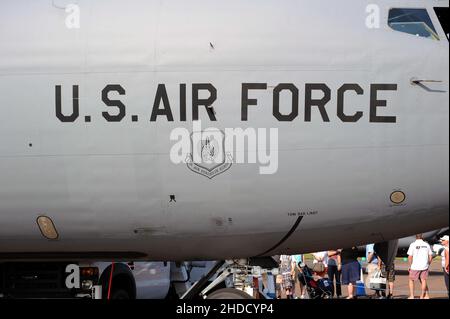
[
  {"left": 365, "top": 244, "right": 382, "bottom": 298},
  {"left": 340, "top": 247, "right": 361, "bottom": 299},
  {"left": 327, "top": 250, "right": 342, "bottom": 298},
  {"left": 279, "top": 255, "right": 295, "bottom": 299},
  {"left": 378, "top": 257, "right": 396, "bottom": 299},
  {"left": 439, "top": 235, "right": 449, "bottom": 298},
  {"left": 407, "top": 234, "right": 433, "bottom": 299},
  {"left": 291, "top": 254, "right": 307, "bottom": 299}
]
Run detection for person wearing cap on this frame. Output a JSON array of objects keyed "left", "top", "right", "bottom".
[
  {"left": 407, "top": 234, "right": 433, "bottom": 299},
  {"left": 440, "top": 235, "right": 449, "bottom": 298}
]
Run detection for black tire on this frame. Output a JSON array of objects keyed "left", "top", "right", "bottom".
[
  {"left": 165, "top": 285, "right": 179, "bottom": 300},
  {"left": 206, "top": 288, "right": 253, "bottom": 299},
  {"left": 322, "top": 292, "right": 333, "bottom": 299},
  {"left": 111, "top": 288, "right": 130, "bottom": 299}
]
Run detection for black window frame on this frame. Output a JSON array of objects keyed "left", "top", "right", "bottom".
[
  {"left": 388, "top": 8, "right": 440, "bottom": 41},
  {"left": 434, "top": 7, "right": 449, "bottom": 41}
]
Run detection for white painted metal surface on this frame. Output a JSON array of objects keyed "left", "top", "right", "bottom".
[{"left": 0, "top": 0, "right": 448, "bottom": 261}]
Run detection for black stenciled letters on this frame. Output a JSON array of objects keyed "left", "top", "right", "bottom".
[
  {"left": 273, "top": 84, "right": 299, "bottom": 122},
  {"left": 242, "top": 83, "right": 267, "bottom": 121},
  {"left": 192, "top": 84, "right": 217, "bottom": 121},
  {"left": 305, "top": 83, "right": 331, "bottom": 122},
  {"left": 150, "top": 84, "right": 174, "bottom": 122},
  {"left": 102, "top": 84, "right": 126, "bottom": 122},
  {"left": 55, "top": 85, "right": 79, "bottom": 122},
  {"left": 337, "top": 84, "right": 364, "bottom": 122},
  {"left": 370, "top": 84, "right": 397, "bottom": 123}
]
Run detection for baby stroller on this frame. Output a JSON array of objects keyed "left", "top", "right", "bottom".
[{"left": 298, "top": 263, "right": 333, "bottom": 299}]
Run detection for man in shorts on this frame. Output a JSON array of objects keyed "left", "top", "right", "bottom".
[
  {"left": 407, "top": 234, "right": 433, "bottom": 299},
  {"left": 379, "top": 259, "right": 396, "bottom": 299},
  {"left": 279, "top": 255, "right": 295, "bottom": 299},
  {"left": 438, "top": 235, "right": 449, "bottom": 298}
]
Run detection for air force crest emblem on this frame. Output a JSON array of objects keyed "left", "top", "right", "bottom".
[{"left": 186, "top": 129, "right": 232, "bottom": 179}]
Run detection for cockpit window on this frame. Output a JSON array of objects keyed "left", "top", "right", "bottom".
[
  {"left": 434, "top": 7, "right": 449, "bottom": 41},
  {"left": 388, "top": 8, "right": 440, "bottom": 40}
]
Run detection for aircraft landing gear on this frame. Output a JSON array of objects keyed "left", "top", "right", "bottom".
[
  {"left": 206, "top": 288, "right": 253, "bottom": 299},
  {"left": 180, "top": 258, "right": 279, "bottom": 300},
  {"left": 374, "top": 239, "right": 400, "bottom": 267}
]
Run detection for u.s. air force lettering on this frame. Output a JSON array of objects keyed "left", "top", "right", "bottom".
[
  {"left": 54, "top": 82, "right": 398, "bottom": 124},
  {"left": 54, "top": 82, "right": 398, "bottom": 179},
  {"left": 186, "top": 130, "right": 233, "bottom": 179}
]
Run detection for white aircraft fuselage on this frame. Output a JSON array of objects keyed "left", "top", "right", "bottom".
[{"left": 0, "top": 0, "right": 448, "bottom": 261}]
